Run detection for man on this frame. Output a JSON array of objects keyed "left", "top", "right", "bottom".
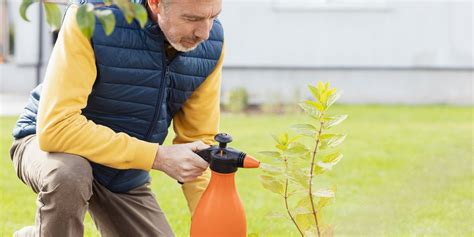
[{"left": 9, "top": 0, "right": 224, "bottom": 236}]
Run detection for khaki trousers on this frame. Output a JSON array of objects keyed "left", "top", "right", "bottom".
[{"left": 9, "top": 134, "right": 175, "bottom": 237}]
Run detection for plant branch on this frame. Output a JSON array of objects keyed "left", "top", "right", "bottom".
[
  {"left": 285, "top": 179, "right": 304, "bottom": 236},
  {"left": 283, "top": 156, "right": 305, "bottom": 237},
  {"left": 308, "top": 120, "right": 324, "bottom": 237}
]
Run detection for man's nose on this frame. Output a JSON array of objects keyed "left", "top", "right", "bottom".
[{"left": 194, "top": 19, "right": 212, "bottom": 41}]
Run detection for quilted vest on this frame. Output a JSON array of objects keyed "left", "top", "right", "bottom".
[{"left": 12, "top": 4, "right": 224, "bottom": 193}]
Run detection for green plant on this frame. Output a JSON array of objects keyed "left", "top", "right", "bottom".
[
  {"left": 225, "top": 87, "right": 249, "bottom": 113},
  {"left": 19, "top": 0, "right": 147, "bottom": 38},
  {"left": 259, "top": 82, "right": 347, "bottom": 237}
]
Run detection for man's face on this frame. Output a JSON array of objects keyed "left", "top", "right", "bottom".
[{"left": 152, "top": 0, "right": 222, "bottom": 52}]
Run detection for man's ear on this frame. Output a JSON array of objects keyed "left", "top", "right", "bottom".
[{"left": 147, "top": 0, "right": 162, "bottom": 14}]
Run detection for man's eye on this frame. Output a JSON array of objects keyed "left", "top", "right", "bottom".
[{"left": 186, "top": 17, "right": 200, "bottom": 22}]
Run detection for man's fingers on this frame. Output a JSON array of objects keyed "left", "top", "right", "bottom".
[
  {"left": 190, "top": 140, "right": 210, "bottom": 152},
  {"left": 190, "top": 152, "right": 209, "bottom": 170}
]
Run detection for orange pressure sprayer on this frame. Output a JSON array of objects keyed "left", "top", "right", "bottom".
[{"left": 190, "top": 133, "right": 260, "bottom": 237}]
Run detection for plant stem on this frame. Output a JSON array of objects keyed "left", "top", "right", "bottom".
[
  {"left": 309, "top": 120, "right": 324, "bottom": 237},
  {"left": 283, "top": 157, "right": 305, "bottom": 237},
  {"left": 285, "top": 179, "right": 304, "bottom": 236}
]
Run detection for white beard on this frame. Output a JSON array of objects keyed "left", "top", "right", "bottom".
[{"left": 169, "top": 40, "right": 201, "bottom": 52}]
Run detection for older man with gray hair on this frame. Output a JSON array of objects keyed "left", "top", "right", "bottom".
[{"left": 9, "top": 0, "right": 224, "bottom": 236}]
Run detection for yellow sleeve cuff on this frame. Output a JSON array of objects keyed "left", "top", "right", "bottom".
[{"left": 131, "top": 139, "right": 159, "bottom": 171}]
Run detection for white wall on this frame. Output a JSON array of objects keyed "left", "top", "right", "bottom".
[
  {"left": 1, "top": 0, "right": 472, "bottom": 104},
  {"left": 222, "top": 68, "right": 473, "bottom": 105},
  {"left": 218, "top": 0, "right": 473, "bottom": 104},
  {"left": 219, "top": 0, "right": 473, "bottom": 69}
]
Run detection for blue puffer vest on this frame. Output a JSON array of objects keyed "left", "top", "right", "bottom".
[{"left": 12, "top": 4, "right": 224, "bottom": 193}]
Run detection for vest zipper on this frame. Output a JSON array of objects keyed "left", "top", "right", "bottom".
[{"left": 144, "top": 47, "right": 170, "bottom": 141}]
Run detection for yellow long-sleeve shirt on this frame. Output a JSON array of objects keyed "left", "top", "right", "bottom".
[{"left": 37, "top": 6, "right": 222, "bottom": 171}]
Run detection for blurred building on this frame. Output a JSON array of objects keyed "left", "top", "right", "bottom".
[{"left": 0, "top": 0, "right": 472, "bottom": 105}]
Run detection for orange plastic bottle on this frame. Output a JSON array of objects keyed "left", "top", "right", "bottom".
[{"left": 190, "top": 133, "right": 260, "bottom": 237}]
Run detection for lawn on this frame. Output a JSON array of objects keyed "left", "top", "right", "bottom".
[{"left": 0, "top": 105, "right": 472, "bottom": 236}]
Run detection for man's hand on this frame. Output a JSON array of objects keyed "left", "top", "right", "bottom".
[{"left": 153, "top": 141, "right": 210, "bottom": 183}]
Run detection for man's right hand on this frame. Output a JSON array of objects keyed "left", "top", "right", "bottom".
[{"left": 152, "top": 141, "right": 210, "bottom": 183}]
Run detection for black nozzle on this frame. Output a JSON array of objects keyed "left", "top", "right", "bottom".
[
  {"left": 215, "top": 133, "right": 233, "bottom": 148},
  {"left": 191, "top": 133, "right": 246, "bottom": 174}
]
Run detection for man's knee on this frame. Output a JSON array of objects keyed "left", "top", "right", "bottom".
[{"left": 41, "top": 153, "right": 93, "bottom": 201}]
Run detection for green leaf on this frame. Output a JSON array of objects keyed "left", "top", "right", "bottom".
[
  {"left": 280, "top": 133, "right": 289, "bottom": 144},
  {"left": 260, "top": 163, "right": 284, "bottom": 175},
  {"left": 115, "top": 0, "right": 134, "bottom": 24},
  {"left": 326, "top": 134, "right": 346, "bottom": 148},
  {"left": 295, "top": 213, "right": 314, "bottom": 232},
  {"left": 283, "top": 142, "right": 309, "bottom": 157},
  {"left": 313, "top": 188, "right": 335, "bottom": 198},
  {"left": 19, "top": 0, "right": 36, "bottom": 22},
  {"left": 317, "top": 81, "right": 326, "bottom": 93},
  {"left": 317, "top": 186, "right": 337, "bottom": 209},
  {"left": 272, "top": 132, "right": 290, "bottom": 151},
  {"left": 305, "top": 100, "right": 325, "bottom": 112},
  {"left": 320, "top": 134, "right": 346, "bottom": 149},
  {"left": 247, "top": 233, "right": 259, "bottom": 237},
  {"left": 295, "top": 196, "right": 313, "bottom": 212},
  {"left": 275, "top": 144, "right": 288, "bottom": 151},
  {"left": 327, "top": 91, "right": 341, "bottom": 108},
  {"left": 291, "top": 124, "right": 317, "bottom": 137},
  {"left": 288, "top": 134, "right": 302, "bottom": 144},
  {"left": 313, "top": 165, "right": 325, "bottom": 176},
  {"left": 299, "top": 102, "right": 321, "bottom": 119},
  {"left": 322, "top": 151, "right": 343, "bottom": 162},
  {"left": 258, "top": 151, "right": 281, "bottom": 159},
  {"left": 293, "top": 206, "right": 313, "bottom": 215},
  {"left": 260, "top": 175, "right": 285, "bottom": 196},
  {"left": 320, "top": 88, "right": 336, "bottom": 106},
  {"left": 325, "top": 88, "right": 337, "bottom": 99},
  {"left": 76, "top": 4, "right": 96, "bottom": 39},
  {"left": 316, "top": 160, "right": 338, "bottom": 171},
  {"left": 317, "top": 152, "right": 343, "bottom": 171},
  {"left": 324, "top": 114, "right": 348, "bottom": 129},
  {"left": 95, "top": 9, "right": 116, "bottom": 36},
  {"left": 308, "top": 85, "right": 320, "bottom": 101},
  {"left": 317, "top": 196, "right": 333, "bottom": 210},
  {"left": 43, "top": 3, "right": 62, "bottom": 31},
  {"left": 272, "top": 132, "right": 288, "bottom": 146},
  {"left": 324, "top": 82, "right": 330, "bottom": 90},
  {"left": 320, "top": 133, "right": 338, "bottom": 141},
  {"left": 131, "top": 3, "right": 148, "bottom": 28},
  {"left": 310, "top": 81, "right": 334, "bottom": 106},
  {"left": 289, "top": 168, "right": 309, "bottom": 189}
]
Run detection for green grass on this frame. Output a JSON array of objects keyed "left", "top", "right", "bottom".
[{"left": 0, "top": 105, "right": 472, "bottom": 236}]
